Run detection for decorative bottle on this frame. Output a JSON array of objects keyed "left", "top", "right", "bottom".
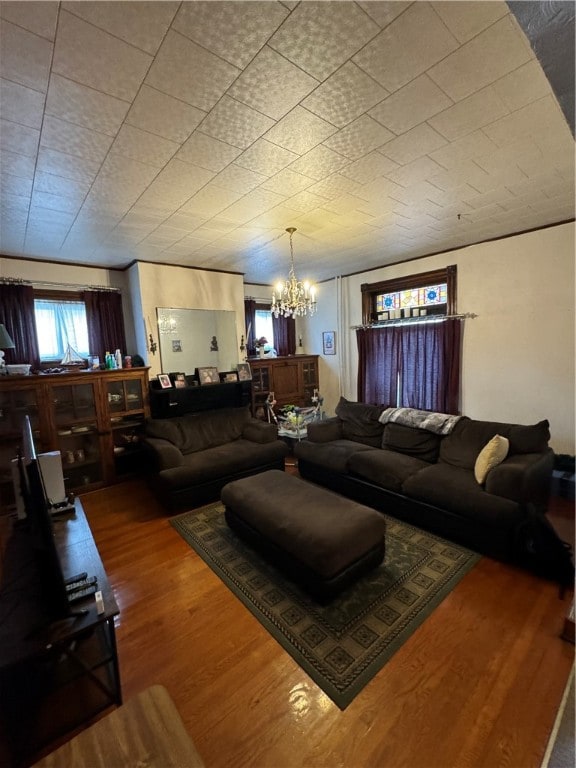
[{"left": 115, "top": 349, "right": 123, "bottom": 369}]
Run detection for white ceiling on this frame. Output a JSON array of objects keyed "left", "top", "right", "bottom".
[{"left": 0, "top": 1, "right": 574, "bottom": 285}]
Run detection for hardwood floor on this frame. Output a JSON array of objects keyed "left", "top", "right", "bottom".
[{"left": 74, "top": 478, "right": 575, "bottom": 768}]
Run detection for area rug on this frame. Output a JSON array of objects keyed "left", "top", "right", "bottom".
[{"left": 170, "top": 503, "right": 480, "bottom": 709}]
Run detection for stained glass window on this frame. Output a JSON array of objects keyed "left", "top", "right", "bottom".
[{"left": 376, "top": 283, "right": 447, "bottom": 313}]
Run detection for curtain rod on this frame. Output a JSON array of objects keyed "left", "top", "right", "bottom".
[
  {"left": 351, "top": 312, "right": 477, "bottom": 330},
  {"left": 0, "top": 276, "right": 120, "bottom": 292}
]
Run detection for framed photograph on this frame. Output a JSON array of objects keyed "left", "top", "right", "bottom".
[
  {"left": 172, "top": 339, "right": 182, "bottom": 353},
  {"left": 221, "top": 371, "right": 239, "bottom": 383},
  {"left": 197, "top": 366, "right": 220, "bottom": 385},
  {"left": 322, "top": 331, "right": 336, "bottom": 355},
  {"left": 158, "top": 373, "right": 172, "bottom": 389},
  {"left": 237, "top": 362, "right": 252, "bottom": 381},
  {"left": 170, "top": 372, "right": 186, "bottom": 388}
]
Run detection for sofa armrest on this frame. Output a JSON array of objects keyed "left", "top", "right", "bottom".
[
  {"left": 307, "top": 417, "right": 343, "bottom": 443},
  {"left": 485, "top": 449, "right": 554, "bottom": 506},
  {"left": 144, "top": 437, "right": 184, "bottom": 471},
  {"left": 242, "top": 419, "right": 278, "bottom": 444}
]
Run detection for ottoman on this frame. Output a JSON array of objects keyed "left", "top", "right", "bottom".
[{"left": 220, "top": 470, "right": 386, "bottom": 601}]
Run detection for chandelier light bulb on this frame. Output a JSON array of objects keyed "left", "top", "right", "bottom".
[{"left": 271, "top": 227, "right": 317, "bottom": 319}]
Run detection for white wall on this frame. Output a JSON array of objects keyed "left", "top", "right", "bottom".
[{"left": 299, "top": 222, "right": 574, "bottom": 454}]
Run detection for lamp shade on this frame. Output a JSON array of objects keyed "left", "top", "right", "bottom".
[{"left": 0, "top": 324, "right": 15, "bottom": 349}]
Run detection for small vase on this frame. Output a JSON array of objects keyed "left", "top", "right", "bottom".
[{"left": 259, "top": 347, "right": 264, "bottom": 358}]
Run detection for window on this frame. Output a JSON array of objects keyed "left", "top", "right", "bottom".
[
  {"left": 34, "top": 292, "right": 89, "bottom": 361},
  {"left": 254, "top": 308, "right": 274, "bottom": 347}
]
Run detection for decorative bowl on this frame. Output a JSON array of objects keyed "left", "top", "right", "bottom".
[{"left": 6, "top": 364, "right": 32, "bottom": 375}]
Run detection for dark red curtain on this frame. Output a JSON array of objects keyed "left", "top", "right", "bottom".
[
  {"left": 0, "top": 282, "right": 40, "bottom": 368},
  {"left": 244, "top": 299, "right": 256, "bottom": 355},
  {"left": 84, "top": 290, "right": 127, "bottom": 362},
  {"left": 357, "top": 318, "right": 462, "bottom": 413},
  {"left": 272, "top": 314, "right": 296, "bottom": 356},
  {"left": 356, "top": 326, "right": 400, "bottom": 406},
  {"left": 399, "top": 318, "right": 462, "bottom": 414}
]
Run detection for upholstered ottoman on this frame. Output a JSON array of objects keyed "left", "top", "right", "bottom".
[{"left": 220, "top": 470, "right": 386, "bottom": 601}]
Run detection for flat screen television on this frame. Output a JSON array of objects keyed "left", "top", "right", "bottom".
[{"left": 15, "top": 415, "right": 71, "bottom": 623}]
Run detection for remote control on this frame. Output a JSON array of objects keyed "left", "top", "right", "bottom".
[
  {"left": 67, "top": 584, "right": 98, "bottom": 603},
  {"left": 65, "top": 576, "right": 97, "bottom": 593}
]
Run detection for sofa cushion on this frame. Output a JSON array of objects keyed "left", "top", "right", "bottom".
[
  {"left": 156, "top": 438, "right": 288, "bottom": 491},
  {"left": 440, "top": 417, "right": 549, "bottom": 469},
  {"left": 146, "top": 407, "right": 252, "bottom": 454},
  {"left": 294, "top": 438, "right": 374, "bottom": 473},
  {"left": 335, "top": 397, "right": 385, "bottom": 447},
  {"left": 382, "top": 422, "right": 441, "bottom": 463},
  {"left": 402, "top": 463, "right": 523, "bottom": 528},
  {"left": 348, "top": 449, "right": 430, "bottom": 493},
  {"left": 474, "top": 435, "right": 509, "bottom": 484}
]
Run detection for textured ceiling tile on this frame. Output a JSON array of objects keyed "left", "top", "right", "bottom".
[
  {"left": 53, "top": 11, "right": 152, "bottom": 101},
  {"left": 263, "top": 107, "right": 337, "bottom": 155},
  {"left": 0, "top": 1, "right": 59, "bottom": 40},
  {"left": 40, "top": 115, "right": 113, "bottom": 163},
  {"left": 307, "top": 173, "right": 361, "bottom": 201},
  {"left": 0, "top": 119, "right": 40, "bottom": 157},
  {"left": 145, "top": 30, "right": 240, "bottom": 112},
  {"left": 1, "top": 173, "right": 33, "bottom": 199},
  {"left": 428, "top": 15, "right": 533, "bottom": 102},
  {"left": 199, "top": 96, "right": 275, "bottom": 150},
  {"left": 431, "top": 1, "right": 508, "bottom": 44},
  {"left": 36, "top": 146, "right": 101, "bottom": 183},
  {"left": 353, "top": 3, "right": 458, "bottom": 92},
  {"left": 229, "top": 46, "right": 319, "bottom": 120},
  {"left": 380, "top": 123, "right": 447, "bottom": 165},
  {"left": 0, "top": 78, "right": 45, "bottom": 129},
  {"left": 285, "top": 189, "right": 330, "bottom": 213},
  {"left": 340, "top": 151, "right": 398, "bottom": 184},
  {"left": 126, "top": 85, "right": 205, "bottom": 143},
  {"left": 220, "top": 188, "right": 286, "bottom": 225},
  {"left": 483, "top": 95, "right": 571, "bottom": 148},
  {"left": 110, "top": 124, "right": 179, "bottom": 168},
  {"left": 0, "top": 21, "right": 53, "bottom": 92},
  {"left": 269, "top": 1, "right": 380, "bottom": 81},
  {"left": 429, "top": 131, "right": 500, "bottom": 170},
  {"left": 152, "top": 159, "right": 215, "bottom": 194},
  {"left": 97, "top": 154, "right": 161, "bottom": 192},
  {"left": 357, "top": 2, "right": 411, "bottom": 29},
  {"left": 235, "top": 140, "right": 299, "bottom": 176},
  {"left": 30, "top": 190, "right": 83, "bottom": 214},
  {"left": 180, "top": 185, "right": 244, "bottom": 217},
  {"left": 385, "top": 157, "right": 446, "bottom": 188},
  {"left": 249, "top": 203, "right": 303, "bottom": 229},
  {"left": 260, "top": 169, "right": 314, "bottom": 196},
  {"left": 303, "top": 62, "right": 388, "bottom": 128},
  {"left": 429, "top": 86, "right": 510, "bottom": 142},
  {"left": 62, "top": 1, "right": 179, "bottom": 55},
  {"left": 369, "top": 74, "right": 453, "bottom": 135},
  {"left": 211, "top": 163, "right": 268, "bottom": 194},
  {"left": 46, "top": 74, "right": 130, "bottom": 138},
  {"left": 323, "top": 115, "right": 394, "bottom": 160},
  {"left": 491, "top": 60, "right": 553, "bottom": 113},
  {"left": 33, "top": 170, "right": 91, "bottom": 199},
  {"left": 173, "top": 1, "right": 288, "bottom": 68},
  {"left": 288, "top": 144, "right": 349, "bottom": 180},
  {"left": 176, "top": 131, "right": 242, "bottom": 172}
]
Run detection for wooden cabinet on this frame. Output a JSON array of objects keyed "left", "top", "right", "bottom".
[
  {"left": 248, "top": 355, "right": 319, "bottom": 416},
  {"left": 0, "top": 368, "right": 149, "bottom": 512}
]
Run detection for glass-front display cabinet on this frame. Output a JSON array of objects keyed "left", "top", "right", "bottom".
[{"left": 0, "top": 368, "right": 150, "bottom": 513}]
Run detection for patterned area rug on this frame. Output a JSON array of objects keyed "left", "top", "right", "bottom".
[{"left": 170, "top": 503, "right": 480, "bottom": 709}]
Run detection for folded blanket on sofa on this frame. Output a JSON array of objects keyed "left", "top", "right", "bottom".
[{"left": 378, "top": 407, "right": 462, "bottom": 435}]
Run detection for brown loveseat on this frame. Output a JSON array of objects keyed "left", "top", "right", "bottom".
[
  {"left": 295, "top": 399, "right": 571, "bottom": 582},
  {"left": 144, "top": 406, "right": 288, "bottom": 511}
]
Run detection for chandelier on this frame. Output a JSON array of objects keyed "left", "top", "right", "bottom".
[{"left": 271, "top": 227, "right": 317, "bottom": 318}]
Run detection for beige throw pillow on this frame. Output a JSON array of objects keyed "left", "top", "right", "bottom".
[{"left": 474, "top": 435, "right": 510, "bottom": 484}]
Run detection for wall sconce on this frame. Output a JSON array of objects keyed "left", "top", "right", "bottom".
[
  {"left": 240, "top": 334, "right": 245, "bottom": 353},
  {"left": 148, "top": 334, "right": 157, "bottom": 356}
]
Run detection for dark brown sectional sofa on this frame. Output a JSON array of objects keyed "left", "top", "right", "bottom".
[
  {"left": 143, "top": 406, "right": 288, "bottom": 511},
  {"left": 295, "top": 399, "right": 571, "bottom": 582}
]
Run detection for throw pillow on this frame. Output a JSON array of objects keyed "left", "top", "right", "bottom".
[{"left": 474, "top": 435, "right": 510, "bottom": 484}]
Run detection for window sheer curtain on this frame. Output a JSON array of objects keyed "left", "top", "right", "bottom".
[
  {"left": 84, "top": 290, "right": 126, "bottom": 362},
  {"left": 244, "top": 299, "right": 256, "bottom": 355},
  {"left": 0, "top": 282, "right": 40, "bottom": 368},
  {"left": 34, "top": 299, "right": 89, "bottom": 358},
  {"left": 357, "top": 318, "right": 462, "bottom": 413}
]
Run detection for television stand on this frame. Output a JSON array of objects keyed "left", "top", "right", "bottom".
[{"left": 0, "top": 499, "right": 121, "bottom": 767}]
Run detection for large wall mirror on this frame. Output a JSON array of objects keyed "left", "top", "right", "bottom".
[{"left": 157, "top": 308, "right": 239, "bottom": 376}]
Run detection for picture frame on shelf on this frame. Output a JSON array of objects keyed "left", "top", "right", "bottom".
[
  {"left": 197, "top": 366, "right": 220, "bottom": 385},
  {"left": 170, "top": 372, "right": 186, "bottom": 388},
  {"left": 221, "top": 371, "right": 239, "bottom": 383},
  {"left": 322, "top": 331, "right": 336, "bottom": 355},
  {"left": 237, "top": 362, "right": 252, "bottom": 381},
  {"left": 158, "top": 373, "right": 172, "bottom": 389}
]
